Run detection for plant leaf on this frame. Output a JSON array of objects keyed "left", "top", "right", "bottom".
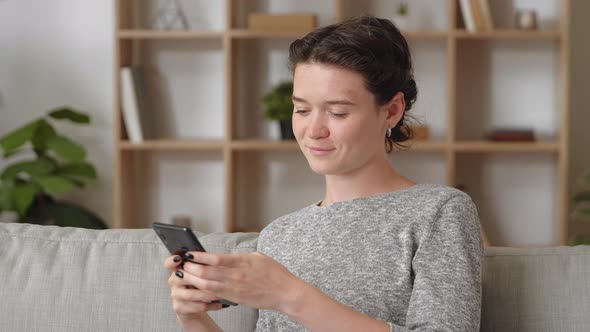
[
  {"left": 23, "top": 199, "right": 107, "bottom": 229},
  {"left": 570, "top": 235, "right": 590, "bottom": 246},
  {"left": 0, "top": 120, "right": 40, "bottom": 156},
  {"left": 31, "top": 119, "right": 57, "bottom": 152},
  {"left": 46, "top": 135, "right": 86, "bottom": 162},
  {"left": 1, "top": 158, "right": 56, "bottom": 180},
  {"left": 11, "top": 183, "right": 39, "bottom": 216},
  {"left": 576, "top": 207, "right": 590, "bottom": 216},
  {"left": 262, "top": 81, "right": 293, "bottom": 121},
  {"left": 573, "top": 191, "right": 590, "bottom": 202},
  {"left": 35, "top": 176, "right": 76, "bottom": 195},
  {"left": 0, "top": 180, "right": 15, "bottom": 211},
  {"left": 48, "top": 107, "right": 90, "bottom": 124},
  {"left": 56, "top": 162, "right": 97, "bottom": 182}
]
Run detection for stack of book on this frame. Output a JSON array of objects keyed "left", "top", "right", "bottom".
[
  {"left": 458, "top": 0, "right": 494, "bottom": 33},
  {"left": 412, "top": 125, "right": 431, "bottom": 141},
  {"left": 486, "top": 128, "right": 536, "bottom": 142}
]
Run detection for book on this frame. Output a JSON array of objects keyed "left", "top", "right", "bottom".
[
  {"left": 411, "top": 125, "right": 431, "bottom": 141},
  {"left": 478, "top": 0, "right": 494, "bottom": 31},
  {"left": 120, "top": 66, "right": 143, "bottom": 143},
  {"left": 469, "top": 0, "right": 485, "bottom": 32},
  {"left": 129, "top": 65, "right": 155, "bottom": 140},
  {"left": 459, "top": 0, "right": 476, "bottom": 32},
  {"left": 487, "top": 128, "right": 536, "bottom": 142}
]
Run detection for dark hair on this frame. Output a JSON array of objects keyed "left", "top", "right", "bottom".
[{"left": 288, "top": 16, "right": 418, "bottom": 152}]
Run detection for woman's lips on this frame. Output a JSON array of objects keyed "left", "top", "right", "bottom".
[{"left": 307, "top": 146, "right": 335, "bottom": 156}]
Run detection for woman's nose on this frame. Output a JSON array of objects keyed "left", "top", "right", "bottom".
[{"left": 308, "top": 112, "right": 329, "bottom": 139}]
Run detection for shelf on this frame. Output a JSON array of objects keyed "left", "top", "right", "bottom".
[
  {"left": 118, "top": 139, "right": 225, "bottom": 151},
  {"left": 229, "top": 29, "right": 311, "bottom": 39},
  {"left": 231, "top": 29, "right": 449, "bottom": 40},
  {"left": 454, "top": 141, "right": 560, "bottom": 153},
  {"left": 402, "top": 31, "right": 450, "bottom": 40},
  {"left": 117, "top": 30, "right": 224, "bottom": 40},
  {"left": 453, "top": 29, "right": 561, "bottom": 40},
  {"left": 117, "top": 29, "right": 561, "bottom": 41},
  {"left": 116, "top": 30, "right": 561, "bottom": 41},
  {"left": 229, "top": 139, "right": 449, "bottom": 152},
  {"left": 397, "top": 140, "right": 449, "bottom": 152},
  {"left": 231, "top": 139, "right": 300, "bottom": 151}
]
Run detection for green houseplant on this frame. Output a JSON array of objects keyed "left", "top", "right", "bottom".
[
  {"left": 393, "top": 2, "right": 409, "bottom": 30},
  {"left": 570, "top": 168, "right": 590, "bottom": 245},
  {"left": 262, "top": 81, "right": 295, "bottom": 140},
  {"left": 397, "top": 3, "right": 408, "bottom": 16},
  {"left": 0, "top": 107, "right": 107, "bottom": 229}
]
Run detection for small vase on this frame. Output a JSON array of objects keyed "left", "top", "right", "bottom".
[{"left": 279, "top": 119, "right": 295, "bottom": 140}]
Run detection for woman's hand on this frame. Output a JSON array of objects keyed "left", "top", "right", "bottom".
[
  {"left": 175, "top": 252, "right": 390, "bottom": 332},
  {"left": 181, "top": 251, "right": 303, "bottom": 312},
  {"left": 164, "top": 254, "right": 225, "bottom": 329}
]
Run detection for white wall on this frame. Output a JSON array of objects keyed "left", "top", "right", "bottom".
[
  {"left": 0, "top": 0, "right": 115, "bottom": 223},
  {"left": 1, "top": 0, "right": 588, "bottom": 245}
]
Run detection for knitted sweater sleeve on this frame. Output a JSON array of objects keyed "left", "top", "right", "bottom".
[{"left": 390, "top": 193, "right": 483, "bottom": 331}]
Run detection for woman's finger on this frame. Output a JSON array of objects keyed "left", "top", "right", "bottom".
[
  {"left": 182, "top": 261, "right": 225, "bottom": 282},
  {"left": 168, "top": 270, "right": 197, "bottom": 288},
  {"left": 172, "top": 299, "right": 224, "bottom": 316},
  {"left": 164, "top": 255, "right": 184, "bottom": 270},
  {"left": 168, "top": 269, "right": 221, "bottom": 292},
  {"left": 186, "top": 251, "right": 241, "bottom": 267},
  {"left": 171, "top": 286, "right": 221, "bottom": 303},
  {"left": 178, "top": 266, "right": 224, "bottom": 293}
]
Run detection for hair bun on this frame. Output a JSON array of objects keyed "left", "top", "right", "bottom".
[{"left": 402, "top": 79, "right": 417, "bottom": 111}]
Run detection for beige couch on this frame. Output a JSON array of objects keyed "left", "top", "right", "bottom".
[{"left": 1, "top": 223, "right": 589, "bottom": 331}]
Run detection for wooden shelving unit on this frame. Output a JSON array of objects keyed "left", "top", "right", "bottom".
[
  {"left": 453, "top": 29, "right": 561, "bottom": 39},
  {"left": 117, "top": 30, "right": 225, "bottom": 39},
  {"left": 119, "top": 139, "right": 226, "bottom": 151},
  {"left": 113, "top": 0, "right": 570, "bottom": 246},
  {"left": 453, "top": 141, "right": 560, "bottom": 153}
]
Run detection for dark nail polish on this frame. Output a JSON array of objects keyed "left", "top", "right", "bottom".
[
  {"left": 173, "top": 256, "right": 181, "bottom": 263},
  {"left": 183, "top": 252, "right": 194, "bottom": 260},
  {"left": 222, "top": 304, "right": 229, "bottom": 308},
  {"left": 175, "top": 271, "right": 184, "bottom": 278}
]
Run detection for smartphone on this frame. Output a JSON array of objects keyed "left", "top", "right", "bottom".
[{"left": 152, "top": 222, "right": 237, "bottom": 307}]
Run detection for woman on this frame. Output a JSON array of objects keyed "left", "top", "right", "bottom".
[{"left": 165, "top": 16, "right": 483, "bottom": 331}]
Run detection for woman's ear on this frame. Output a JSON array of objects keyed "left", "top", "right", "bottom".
[{"left": 385, "top": 91, "right": 406, "bottom": 127}]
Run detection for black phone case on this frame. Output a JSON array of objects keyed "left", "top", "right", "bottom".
[
  {"left": 152, "top": 222, "right": 206, "bottom": 256},
  {"left": 152, "top": 222, "right": 237, "bottom": 307}
]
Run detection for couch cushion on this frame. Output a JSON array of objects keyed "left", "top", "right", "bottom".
[
  {"left": 482, "top": 245, "right": 590, "bottom": 332},
  {"left": 0, "top": 223, "right": 259, "bottom": 332}
]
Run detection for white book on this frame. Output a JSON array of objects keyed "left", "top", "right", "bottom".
[
  {"left": 120, "top": 66, "right": 143, "bottom": 143},
  {"left": 459, "top": 0, "right": 476, "bottom": 33}
]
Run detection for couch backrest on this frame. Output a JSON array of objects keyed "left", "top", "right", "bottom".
[
  {"left": 0, "top": 223, "right": 259, "bottom": 332},
  {"left": 481, "top": 245, "right": 590, "bottom": 331},
  {"left": 3, "top": 223, "right": 590, "bottom": 332}
]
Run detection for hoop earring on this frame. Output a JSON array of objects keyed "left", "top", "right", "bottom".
[{"left": 387, "top": 128, "right": 392, "bottom": 138}]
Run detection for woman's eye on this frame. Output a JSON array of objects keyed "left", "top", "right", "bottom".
[
  {"left": 294, "top": 109, "right": 310, "bottom": 114},
  {"left": 329, "top": 111, "right": 348, "bottom": 118}
]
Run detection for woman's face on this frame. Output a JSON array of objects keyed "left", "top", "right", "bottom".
[{"left": 292, "top": 63, "right": 403, "bottom": 176}]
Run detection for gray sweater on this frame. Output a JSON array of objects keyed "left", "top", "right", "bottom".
[{"left": 255, "top": 183, "right": 483, "bottom": 331}]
